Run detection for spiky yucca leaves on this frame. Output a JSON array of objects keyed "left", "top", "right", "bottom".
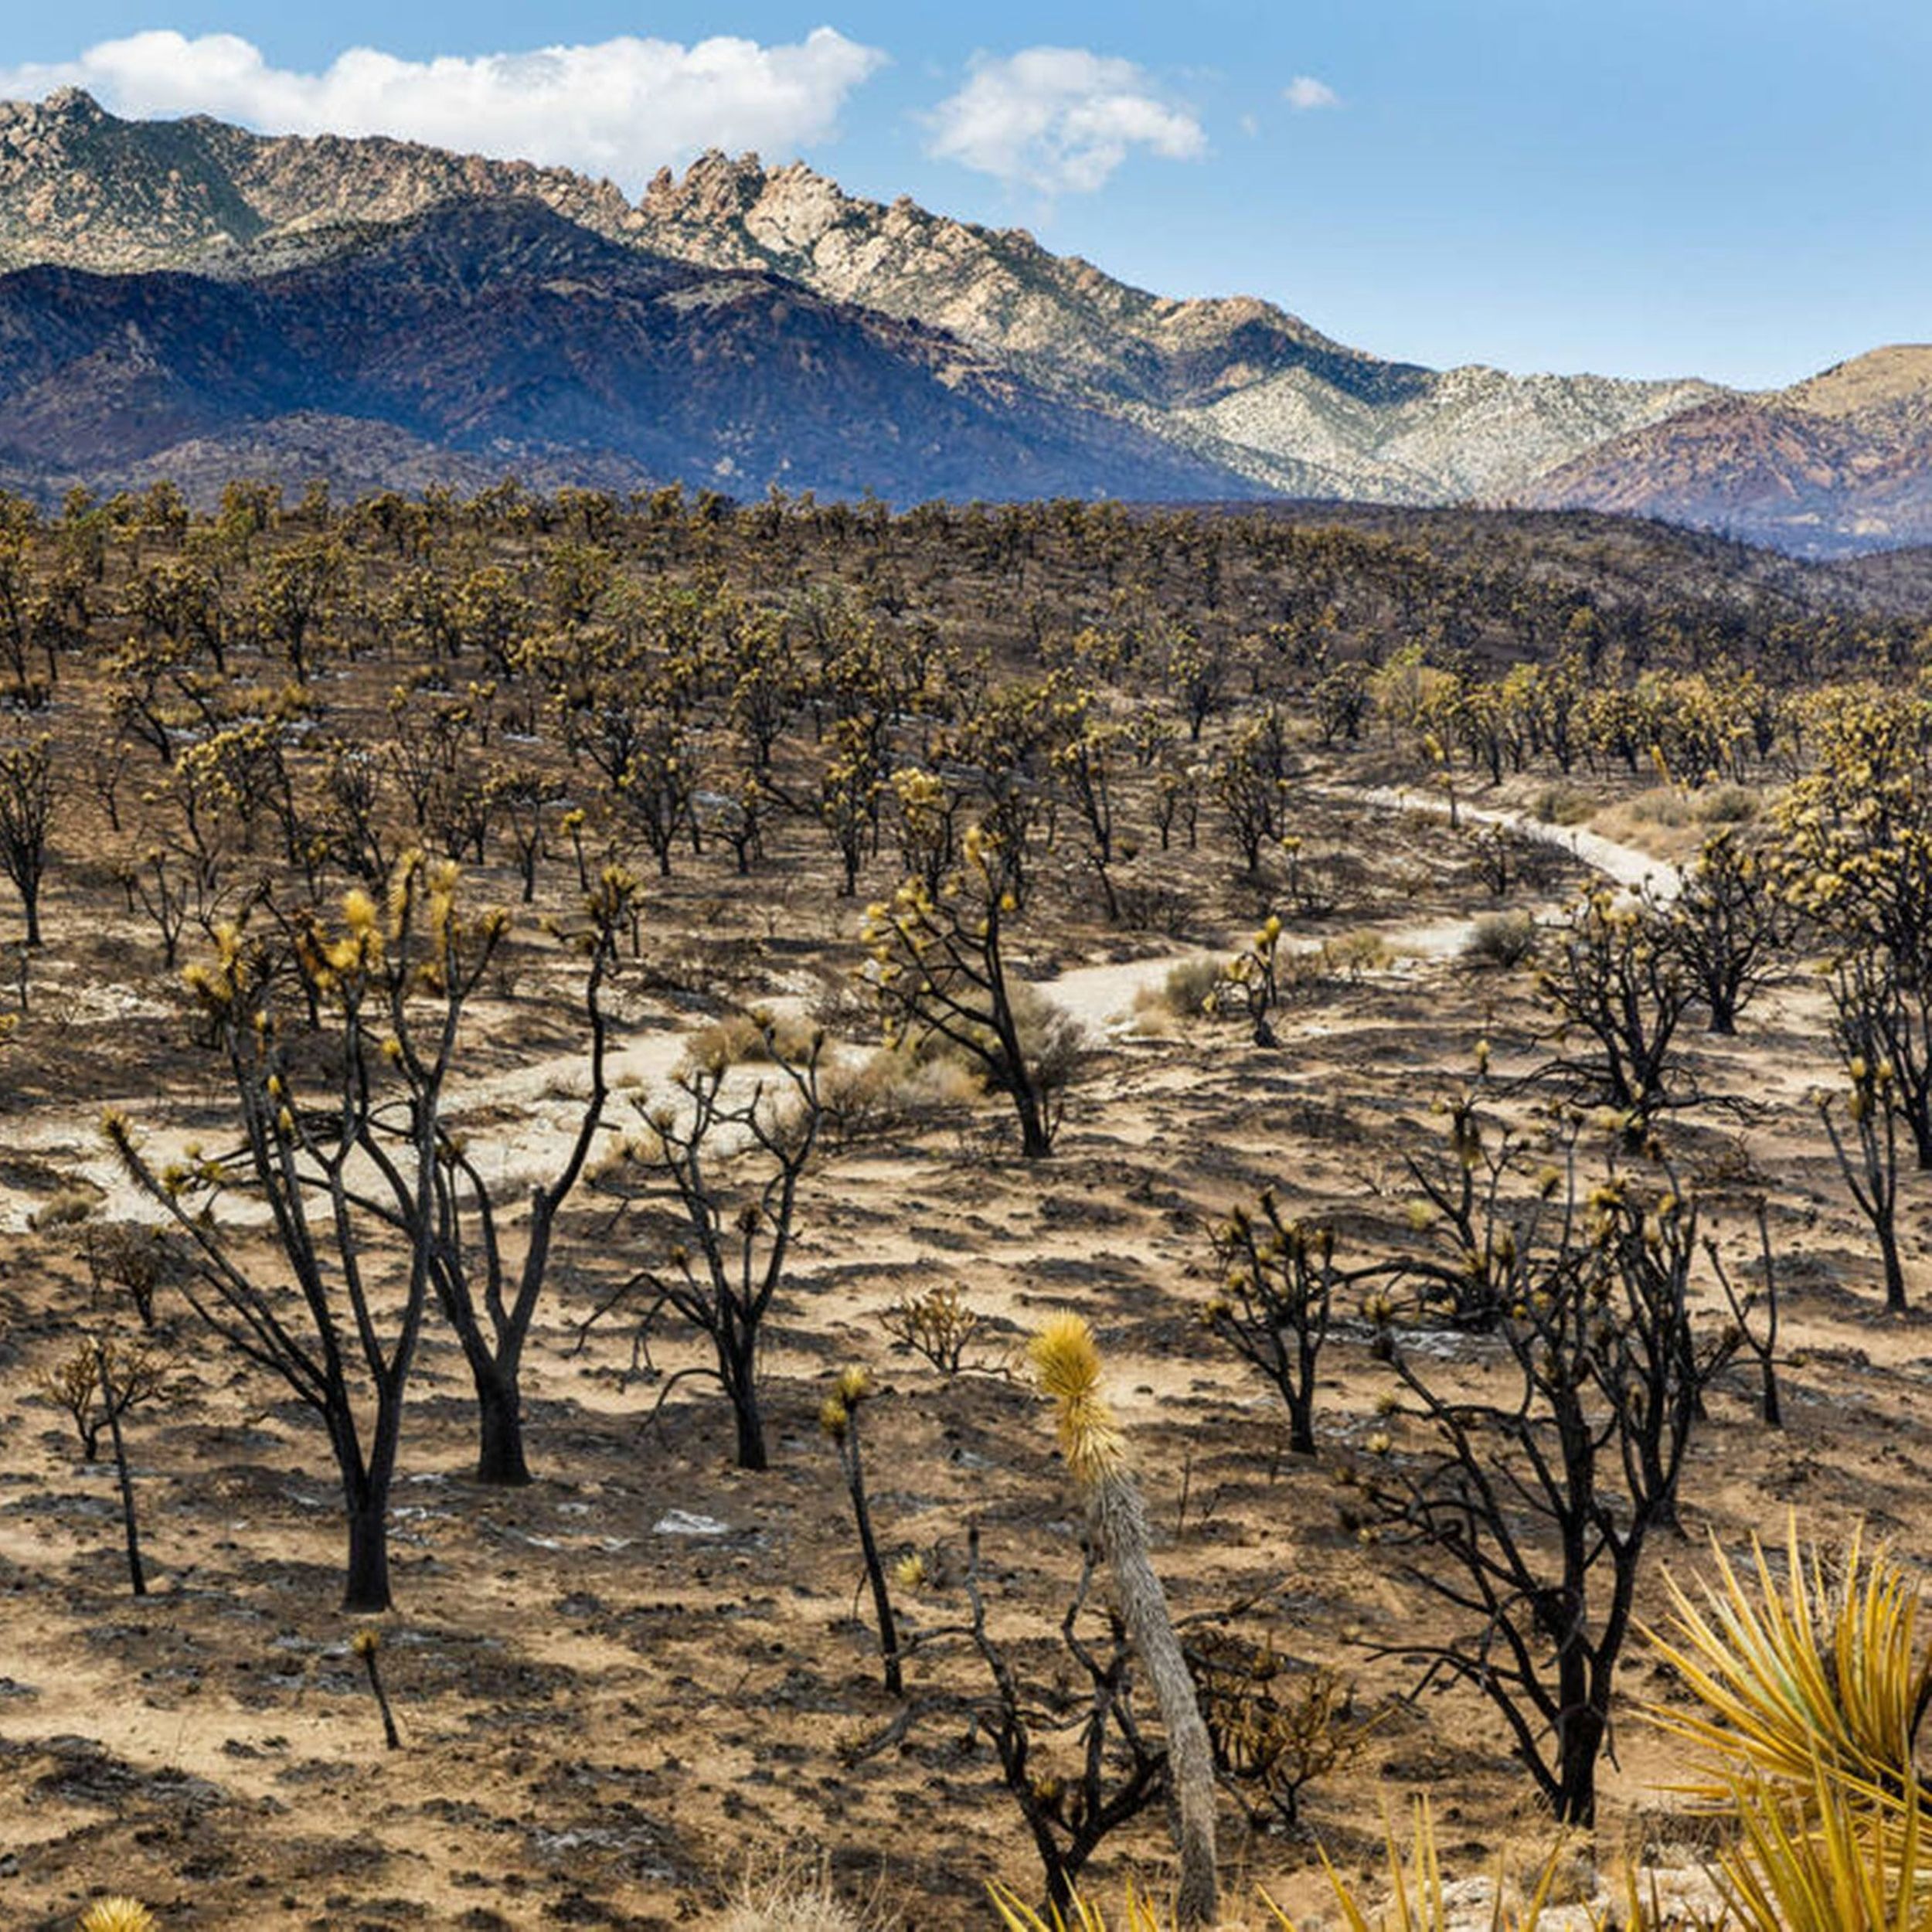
[
  {"left": 1028, "top": 1317, "right": 1216, "bottom": 1927},
  {"left": 1264, "top": 1798, "right": 1569, "bottom": 1932},
  {"left": 1032, "top": 1315, "right": 1126, "bottom": 1485},
  {"left": 77, "top": 1900, "right": 158, "bottom": 1932},
  {"left": 1715, "top": 1763, "right": 1930, "bottom": 1932},
  {"left": 1649, "top": 1524, "right": 1932, "bottom": 1808},
  {"left": 987, "top": 1882, "right": 1171, "bottom": 1931}
]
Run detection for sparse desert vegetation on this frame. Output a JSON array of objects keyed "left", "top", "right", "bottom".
[{"left": 5, "top": 484, "right": 1932, "bottom": 1927}]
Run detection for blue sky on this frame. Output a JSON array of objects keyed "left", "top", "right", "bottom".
[{"left": 3, "top": 2, "right": 1927, "bottom": 389}]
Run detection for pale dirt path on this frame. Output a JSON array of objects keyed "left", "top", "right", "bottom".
[
  {"left": 1349, "top": 783, "right": 1685, "bottom": 903},
  {"left": 1039, "top": 787, "right": 1683, "bottom": 1018},
  {"left": 0, "top": 790, "right": 1682, "bottom": 1230}
]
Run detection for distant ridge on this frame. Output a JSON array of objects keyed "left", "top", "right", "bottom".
[
  {"left": 0, "top": 88, "right": 1919, "bottom": 549},
  {"left": 1522, "top": 345, "right": 1932, "bottom": 557},
  {"left": 0, "top": 196, "right": 1260, "bottom": 506}
]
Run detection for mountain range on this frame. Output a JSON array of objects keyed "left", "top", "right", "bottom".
[{"left": 0, "top": 85, "right": 1924, "bottom": 554}]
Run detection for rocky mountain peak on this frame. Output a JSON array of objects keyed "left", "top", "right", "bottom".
[
  {"left": 0, "top": 89, "right": 1897, "bottom": 548},
  {"left": 40, "top": 86, "right": 107, "bottom": 124},
  {"left": 645, "top": 148, "right": 773, "bottom": 223}
]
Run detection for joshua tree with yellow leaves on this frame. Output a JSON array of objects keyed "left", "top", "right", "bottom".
[
  {"left": 1209, "top": 913, "right": 1288, "bottom": 1047},
  {"left": 1536, "top": 888, "right": 1696, "bottom": 1134},
  {"left": 862, "top": 824, "right": 1060, "bottom": 1157},
  {"left": 414, "top": 864, "right": 638, "bottom": 1485},
  {"left": 1356, "top": 1156, "right": 1732, "bottom": 1822},
  {"left": 821, "top": 1366, "right": 902, "bottom": 1695},
  {"left": 1817, "top": 1055, "right": 1909, "bottom": 1314},
  {"left": 604, "top": 1018, "right": 825, "bottom": 1471},
  {"left": 1031, "top": 1316, "right": 1218, "bottom": 1925},
  {"left": 107, "top": 852, "right": 509, "bottom": 1611}
]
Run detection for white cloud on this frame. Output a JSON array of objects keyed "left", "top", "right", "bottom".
[
  {"left": 1284, "top": 74, "right": 1341, "bottom": 111},
  {"left": 0, "top": 29, "right": 889, "bottom": 191},
  {"left": 926, "top": 47, "right": 1205, "bottom": 195}
]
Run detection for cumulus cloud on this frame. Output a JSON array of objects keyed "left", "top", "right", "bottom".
[
  {"left": 0, "top": 29, "right": 888, "bottom": 190},
  {"left": 925, "top": 47, "right": 1205, "bottom": 195},
  {"left": 1284, "top": 75, "right": 1341, "bottom": 111}
]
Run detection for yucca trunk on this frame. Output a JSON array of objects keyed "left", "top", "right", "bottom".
[
  {"left": 1031, "top": 1315, "right": 1218, "bottom": 1924},
  {"left": 1088, "top": 1468, "right": 1219, "bottom": 1925}
]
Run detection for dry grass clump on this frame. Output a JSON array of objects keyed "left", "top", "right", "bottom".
[
  {"left": 30, "top": 1182, "right": 104, "bottom": 1230},
  {"left": 1320, "top": 930, "right": 1390, "bottom": 978},
  {"left": 1136, "top": 954, "right": 1222, "bottom": 1022},
  {"left": 682, "top": 1007, "right": 821, "bottom": 1073},
  {"left": 910, "top": 977, "right": 1088, "bottom": 1090},
  {"left": 817, "top": 1043, "right": 984, "bottom": 1144},
  {"left": 1622, "top": 784, "right": 1762, "bottom": 832},
  {"left": 716, "top": 1851, "right": 890, "bottom": 1932},
  {"left": 1530, "top": 783, "right": 1597, "bottom": 826},
  {"left": 1463, "top": 910, "right": 1540, "bottom": 968}
]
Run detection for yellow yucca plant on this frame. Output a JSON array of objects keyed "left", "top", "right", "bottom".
[
  {"left": 77, "top": 1900, "right": 158, "bottom": 1932},
  {"left": 1263, "top": 1798, "right": 1568, "bottom": 1932},
  {"left": 1716, "top": 1760, "right": 1931, "bottom": 1932},
  {"left": 1648, "top": 1522, "right": 1932, "bottom": 1809},
  {"left": 988, "top": 1880, "right": 1170, "bottom": 1931}
]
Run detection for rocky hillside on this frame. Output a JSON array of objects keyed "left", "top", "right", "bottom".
[
  {"left": 3, "top": 87, "right": 1922, "bottom": 548},
  {"left": 0, "top": 198, "right": 1256, "bottom": 506},
  {"left": 0, "top": 90, "right": 1732, "bottom": 507},
  {"left": 631, "top": 151, "right": 1725, "bottom": 501},
  {"left": 1524, "top": 345, "right": 1932, "bottom": 555},
  {"left": 0, "top": 86, "right": 642, "bottom": 270}
]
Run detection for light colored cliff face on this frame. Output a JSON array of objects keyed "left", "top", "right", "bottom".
[
  {"left": 1181, "top": 363, "right": 1727, "bottom": 502},
  {"left": 0, "top": 88, "right": 642, "bottom": 273},
  {"left": 629, "top": 151, "right": 1731, "bottom": 501},
  {"left": 634, "top": 149, "right": 1359, "bottom": 410}
]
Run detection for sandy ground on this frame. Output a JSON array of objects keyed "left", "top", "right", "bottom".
[{"left": 1, "top": 775, "right": 1915, "bottom": 1931}]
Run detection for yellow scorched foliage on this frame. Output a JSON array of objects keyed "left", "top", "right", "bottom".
[
  {"left": 1029, "top": 1314, "right": 1124, "bottom": 1485},
  {"left": 1648, "top": 1522, "right": 1932, "bottom": 1807}
]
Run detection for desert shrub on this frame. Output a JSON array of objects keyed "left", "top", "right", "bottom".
[
  {"left": 719, "top": 1851, "right": 879, "bottom": 1932},
  {"left": 1463, "top": 910, "right": 1539, "bottom": 968},
  {"left": 683, "top": 1007, "right": 820, "bottom": 1073},
  {"left": 1320, "top": 930, "right": 1389, "bottom": 978},
  {"left": 818, "top": 1046, "right": 985, "bottom": 1146},
  {"left": 1626, "top": 786, "right": 1694, "bottom": 828},
  {"left": 1530, "top": 782, "right": 1596, "bottom": 826},
  {"left": 1693, "top": 782, "right": 1760, "bottom": 825},
  {"left": 908, "top": 978, "right": 1089, "bottom": 1112},
  {"left": 1141, "top": 954, "right": 1220, "bottom": 1019},
  {"left": 879, "top": 1284, "right": 997, "bottom": 1376},
  {"left": 30, "top": 1184, "right": 101, "bottom": 1230}
]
